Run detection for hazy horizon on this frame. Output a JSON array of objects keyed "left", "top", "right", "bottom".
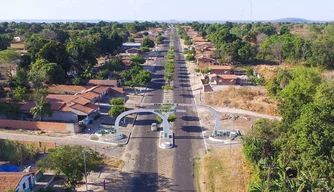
[{"left": 1, "top": 0, "right": 334, "bottom": 22}]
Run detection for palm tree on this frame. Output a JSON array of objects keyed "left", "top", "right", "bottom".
[{"left": 30, "top": 96, "right": 52, "bottom": 121}]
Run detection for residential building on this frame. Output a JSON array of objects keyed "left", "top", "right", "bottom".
[
  {"left": 197, "top": 56, "right": 216, "bottom": 68},
  {"left": 87, "top": 79, "right": 119, "bottom": 87},
  {"left": 209, "top": 65, "right": 232, "bottom": 75},
  {"left": 0, "top": 172, "right": 35, "bottom": 192},
  {"left": 216, "top": 75, "right": 238, "bottom": 85},
  {"left": 48, "top": 85, "right": 89, "bottom": 95},
  {"left": 121, "top": 42, "right": 141, "bottom": 52}
]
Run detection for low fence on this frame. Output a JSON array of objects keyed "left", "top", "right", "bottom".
[{"left": 0, "top": 120, "right": 79, "bottom": 133}]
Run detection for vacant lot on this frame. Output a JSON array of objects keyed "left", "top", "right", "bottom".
[
  {"left": 205, "top": 86, "right": 278, "bottom": 116},
  {"left": 200, "top": 146, "right": 250, "bottom": 192}
]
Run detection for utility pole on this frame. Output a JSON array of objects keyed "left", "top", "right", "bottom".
[{"left": 83, "top": 150, "right": 88, "bottom": 192}]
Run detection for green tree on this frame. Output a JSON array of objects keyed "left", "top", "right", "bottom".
[
  {"left": 185, "top": 54, "right": 195, "bottom": 61},
  {"left": 66, "top": 38, "right": 98, "bottom": 73},
  {"left": 30, "top": 96, "right": 52, "bottom": 121},
  {"left": 0, "top": 34, "right": 12, "bottom": 51},
  {"left": 279, "top": 25, "right": 290, "bottom": 35},
  {"left": 108, "top": 105, "right": 124, "bottom": 118},
  {"left": 134, "top": 70, "right": 152, "bottom": 86},
  {"left": 130, "top": 55, "right": 146, "bottom": 64},
  {"left": 110, "top": 97, "right": 124, "bottom": 105},
  {"left": 37, "top": 145, "right": 102, "bottom": 190},
  {"left": 13, "top": 86, "right": 28, "bottom": 101},
  {"left": 142, "top": 37, "right": 155, "bottom": 48},
  {"left": 140, "top": 46, "right": 149, "bottom": 52},
  {"left": 278, "top": 67, "right": 321, "bottom": 125},
  {"left": 0, "top": 49, "right": 20, "bottom": 73},
  {"left": 37, "top": 40, "right": 69, "bottom": 71}
]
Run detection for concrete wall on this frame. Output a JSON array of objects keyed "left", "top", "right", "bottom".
[
  {"left": 42, "top": 111, "right": 78, "bottom": 123},
  {"left": 0, "top": 120, "right": 79, "bottom": 133},
  {"left": 216, "top": 78, "right": 237, "bottom": 85},
  {"left": 210, "top": 69, "right": 231, "bottom": 75}
]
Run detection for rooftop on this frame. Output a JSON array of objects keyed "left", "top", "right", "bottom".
[
  {"left": 122, "top": 42, "right": 141, "bottom": 46},
  {"left": 49, "top": 85, "right": 89, "bottom": 94},
  {"left": 70, "top": 103, "right": 97, "bottom": 114},
  {"left": 218, "top": 74, "right": 238, "bottom": 79},
  {"left": 0, "top": 172, "right": 33, "bottom": 192},
  {"left": 87, "top": 79, "right": 118, "bottom": 87},
  {"left": 209, "top": 65, "right": 232, "bottom": 70}
]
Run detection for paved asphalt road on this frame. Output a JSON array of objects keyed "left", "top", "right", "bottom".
[
  {"left": 129, "top": 30, "right": 170, "bottom": 191},
  {"left": 129, "top": 27, "right": 203, "bottom": 191},
  {"left": 171, "top": 28, "right": 203, "bottom": 191}
]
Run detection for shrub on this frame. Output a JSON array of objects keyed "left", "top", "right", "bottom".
[
  {"left": 184, "top": 40, "right": 193, "bottom": 45},
  {"left": 90, "top": 135, "right": 99, "bottom": 140},
  {"left": 185, "top": 54, "right": 195, "bottom": 61},
  {"left": 183, "top": 50, "right": 192, "bottom": 54},
  {"left": 140, "top": 47, "right": 149, "bottom": 52}
]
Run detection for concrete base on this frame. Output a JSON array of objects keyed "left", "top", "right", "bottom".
[{"left": 159, "top": 131, "right": 174, "bottom": 149}]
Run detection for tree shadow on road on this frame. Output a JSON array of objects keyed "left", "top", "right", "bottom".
[{"left": 103, "top": 170, "right": 177, "bottom": 191}]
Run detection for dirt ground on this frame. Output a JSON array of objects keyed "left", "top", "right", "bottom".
[
  {"left": 204, "top": 86, "right": 278, "bottom": 116},
  {"left": 199, "top": 146, "right": 250, "bottom": 192}
]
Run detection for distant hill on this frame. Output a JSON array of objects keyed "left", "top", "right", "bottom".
[{"left": 271, "top": 18, "right": 311, "bottom": 23}]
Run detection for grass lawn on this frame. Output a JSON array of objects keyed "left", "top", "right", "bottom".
[{"left": 200, "top": 146, "right": 250, "bottom": 192}]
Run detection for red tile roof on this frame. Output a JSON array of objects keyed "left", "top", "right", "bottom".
[
  {"left": 0, "top": 172, "right": 33, "bottom": 192},
  {"left": 217, "top": 74, "right": 238, "bottom": 79},
  {"left": 71, "top": 97, "right": 90, "bottom": 105},
  {"left": 49, "top": 85, "right": 89, "bottom": 94},
  {"left": 209, "top": 65, "right": 232, "bottom": 70},
  {"left": 46, "top": 94, "right": 77, "bottom": 103},
  {"left": 87, "top": 86, "right": 110, "bottom": 95},
  {"left": 20, "top": 101, "right": 66, "bottom": 111},
  {"left": 81, "top": 92, "right": 99, "bottom": 101},
  {"left": 70, "top": 103, "right": 97, "bottom": 115},
  {"left": 109, "top": 87, "right": 124, "bottom": 94},
  {"left": 87, "top": 79, "right": 118, "bottom": 87}
]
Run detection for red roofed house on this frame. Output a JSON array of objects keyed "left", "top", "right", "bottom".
[
  {"left": 48, "top": 85, "right": 89, "bottom": 95},
  {"left": 20, "top": 93, "right": 100, "bottom": 124},
  {"left": 0, "top": 172, "right": 35, "bottom": 192},
  {"left": 87, "top": 79, "right": 118, "bottom": 87},
  {"left": 197, "top": 56, "right": 216, "bottom": 68},
  {"left": 216, "top": 75, "right": 238, "bottom": 85},
  {"left": 209, "top": 65, "right": 232, "bottom": 75}
]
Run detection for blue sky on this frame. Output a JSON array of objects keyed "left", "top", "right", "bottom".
[{"left": 0, "top": 0, "right": 333, "bottom": 21}]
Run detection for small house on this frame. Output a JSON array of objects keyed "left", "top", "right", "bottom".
[
  {"left": 0, "top": 172, "right": 35, "bottom": 192},
  {"left": 216, "top": 75, "right": 237, "bottom": 85}
]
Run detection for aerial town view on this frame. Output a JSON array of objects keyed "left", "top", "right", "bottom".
[{"left": 0, "top": 0, "right": 333, "bottom": 191}]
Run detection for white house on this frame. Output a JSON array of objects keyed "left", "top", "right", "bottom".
[{"left": 0, "top": 172, "right": 35, "bottom": 192}]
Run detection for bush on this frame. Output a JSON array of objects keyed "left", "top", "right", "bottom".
[
  {"left": 184, "top": 40, "right": 193, "bottom": 45},
  {"left": 167, "top": 54, "right": 175, "bottom": 60},
  {"left": 185, "top": 54, "right": 195, "bottom": 61},
  {"left": 162, "top": 85, "right": 173, "bottom": 90},
  {"left": 90, "top": 135, "right": 99, "bottom": 140},
  {"left": 251, "top": 77, "right": 265, "bottom": 85},
  {"left": 140, "top": 47, "right": 149, "bottom": 52},
  {"left": 183, "top": 50, "right": 192, "bottom": 54},
  {"left": 168, "top": 114, "right": 176, "bottom": 122},
  {"left": 195, "top": 68, "right": 200, "bottom": 73}
]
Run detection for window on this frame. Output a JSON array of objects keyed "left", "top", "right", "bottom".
[
  {"left": 219, "top": 80, "right": 222, "bottom": 83},
  {"left": 23, "top": 183, "right": 26, "bottom": 189}
]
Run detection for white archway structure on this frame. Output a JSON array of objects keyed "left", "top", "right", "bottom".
[
  {"left": 142, "top": 103, "right": 221, "bottom": 136},
  {"left": 114, "top": 109, "right": 170, "bottom": 138}
]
